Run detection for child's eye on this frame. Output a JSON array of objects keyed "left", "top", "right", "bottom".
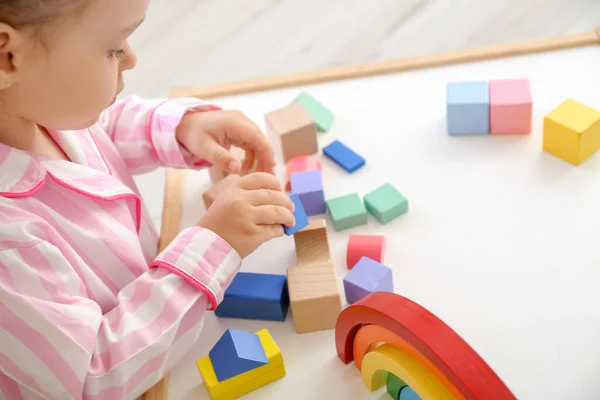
[{"left": 107, "top": 49, "right": 126, "bottom": 61}]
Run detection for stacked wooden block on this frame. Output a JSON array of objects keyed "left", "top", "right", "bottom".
[
  {"left": 446, "top": 78, "right": 532, "bottom": 135},
  {"left": 287, "top": 219, "right": 343, "bottom": 333},
  {"left": 197, "top": 328, "right": 285, "bottom": 399}
]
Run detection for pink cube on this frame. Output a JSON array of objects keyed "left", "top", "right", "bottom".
[{"left": 489, "top": 79, "right": 532, "bottom": 134}]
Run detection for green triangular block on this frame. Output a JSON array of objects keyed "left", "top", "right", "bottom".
[{"left": 292, "top": 92, "right": 334, "bottom": 132}]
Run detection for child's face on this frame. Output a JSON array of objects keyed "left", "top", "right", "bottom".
[{"left": 7, "top": 0, "right": 150, "bottom": 130}]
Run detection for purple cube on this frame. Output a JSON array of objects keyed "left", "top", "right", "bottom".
[
  {"left": 343, "top": 257, "right": 393, "bottom": 304},
  {"left": 290, "top": 169, "right": 326, "bottom": 216}
]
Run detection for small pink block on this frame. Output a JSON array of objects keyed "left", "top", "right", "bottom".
[
  {"left": 489, "top": 79, "right": 532, "bottom": 134},
  {"left": 285, "top": 155, "right": 322, "bottom": 192}
]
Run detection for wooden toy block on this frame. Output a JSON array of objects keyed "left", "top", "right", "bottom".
[
  {"left": 446, "top": 81, "right": 489, "bottom": 135},
  {"left": 347, "top": 234, "right": 386, "bottom": 269},
  {"left": 203, "top": 174, "right": 242, "bottom": 209},
  {"left": 387, "top": 373, "right": 408, "bottom": 400},
  {"left": 208, "top": 329, "right": 268, "bottom": 381},
  {"left": 290, "top": 169, "right": 326, "bottom": 216},
  {"left": 285, "top": 155, "right": 321, "bottom": 192},
  {"left": 265, "top": 102, "right": 318, "bottom": 162},
  {"left": 326, "top": 193, "right": 367, "bottom": 231},
  {"left": 343, "top": 256, "right": 393, "bottom": 304},
  {"left": 286, "top": 261, "right": 342, "bottom": 333},
  {"left": 284, "top": 194, "right": 309, "bottom": 235},
  {"left": 489, "top": 78, "right": 532, "bottom": 134},
  {"left": 322, "top": 140, "right": 365, "bottom": 173},
  {"left": 292, "top": 91, "right": 335, "bottom": 132},
  {"left": 214, "top": 273, "right": 289, "bottom": 321},
  {"left": 197, "top": 329, "right": 285, "bottom": 399},
  {"left": 363, "top": 183, "right": 408, "bottom": 224},
  {"left": 543, "top": 98, "right": 600, "bottom": 165},
  {"left": 399, "top": 386, "right": 420, "bottom": 400},
  {"left": 293, "top": 219, "right": 330, "bottom": 265}
]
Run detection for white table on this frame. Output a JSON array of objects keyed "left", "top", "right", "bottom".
[{"left": 156, "top": 44, "right": 600, "bottom": 400}]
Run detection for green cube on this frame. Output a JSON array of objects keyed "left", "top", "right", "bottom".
[
  {"left": 386, "top": 373, "right": 407, "bottom": 400},
  {"left": 292, "top": 92, "right": 334, "bottom": 132},
  {"left": 326, "top": 193, "right": 367, "bottom": 231},
  {"left": 363, "top": 183, "right": 408, "bottom": 224}
]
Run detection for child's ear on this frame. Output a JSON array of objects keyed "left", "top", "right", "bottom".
[{"left": 0, "top": 23, "right": 24, "bottom": 90}]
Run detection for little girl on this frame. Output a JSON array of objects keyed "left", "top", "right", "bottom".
[{"left": 0, "top": 0, "right": 296, "bottom": 399}]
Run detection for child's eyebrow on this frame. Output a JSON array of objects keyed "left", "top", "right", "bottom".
[{"left": 121, "top": 16, "right": 146, "bottom": 34}]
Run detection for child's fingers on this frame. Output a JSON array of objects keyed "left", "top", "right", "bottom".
[
  {"left": 242, "top": 149, "right": 255, "bottom": 174},
  {"left": 238, "top": 172, "right": 282, "bottom": 191},
  {"left": 203, "top": 140, "right": 241, "bottom": 173},
  {"left": 248, "top": 188, "right": 295, "bottom": 210},
  {"left": 253, "top": 205, "right": 296, "bottom": 227}
]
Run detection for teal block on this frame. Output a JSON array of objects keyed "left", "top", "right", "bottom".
[
  {"left": 363, "top": 183, "right": 408, "bottom": 224},
  {"left": 326, "top": 193, "right": 367, "bottom": 231},
  {"left": 293, "top": 92, "right": 334, "bottom": 132},
  {"left": 446, "top": 81, "right": 489, "bottom": 135},
  {"left": 386, "top": 373, "right": 408, "bottom": 399}
]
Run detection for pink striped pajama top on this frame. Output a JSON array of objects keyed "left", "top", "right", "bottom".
[{"left": 0, "top": 96, "right": 242, "bottom": 400}]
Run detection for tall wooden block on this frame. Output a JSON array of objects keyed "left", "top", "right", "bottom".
[
  {"left": 489, "top": 78, "right": 532, "bottom": 134},
  {"left": 202, "top": 174, "right": 241, "bottom": 210},
  {"left": 543, "top": 99, "right": 600, "bottom": 165},
  {"left": 293, "top": 219, "right": 330, "bottom": 265},
  {"left": 265, "top": 103, "right": 318, "bottom": 162},
  {"left": 286, "top": 261, "right": 342, "bottom": 333}
]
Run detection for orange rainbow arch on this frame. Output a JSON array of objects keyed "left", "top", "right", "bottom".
[{"left": 335, "top": 292, "right": 516, "bottom": 400}]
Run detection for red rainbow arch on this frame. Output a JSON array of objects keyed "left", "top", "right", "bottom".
[{"left": 334, "top": 291, "right": 516, "bottom": 400}]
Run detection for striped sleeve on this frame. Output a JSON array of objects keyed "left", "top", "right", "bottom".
[
  {"left": 97, "top": 95, "right": 220, "bottom": 174},
  {"left": 0, "top": 226, "right": 241, "bottom": 400}
]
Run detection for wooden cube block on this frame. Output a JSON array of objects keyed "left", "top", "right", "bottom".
[
  {"left": 363, "top": 183, "right": 408, "bottom": 224},
  {"left": 543, "top": 99, "right": 600, "bottom": 165},
  {"left": 293, "top": 219, "right": 330, "bottom": 265},
  {"left": 326, "top": 193, "right": 367, "bottom": 231},
  {"left": 347, "top": 234, "right": 386, "bottom": 269},
  {"left": 290, "top": 169, "right": 326, "bottom": 216},
  {"left": 265, "top": 103, "right": 318, "bottom": 162},
  {"left": 343, "top": 257, "right": 393, "bottom": 304},
  {"left": 202, "top": 174, "right": 241, "bottom": 209},
  {"left": 292, "top": 91, "right": 335, "bottom": 132},
  {"left": 446, "top": 81, "right": 490, "bottom": 135},
  {"left": 286, "top": 261, "right": 342, "bottom": 333},
  {"left": 489, "top": 78, "right": 532, "bottom": 134},
  {"left": 285, "top": 155, "right": 321, "bottom": 192}
]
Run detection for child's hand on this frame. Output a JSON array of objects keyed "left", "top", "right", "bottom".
[
  {"left": 176, "top": 108, "right": 276, "bottom": 175},
  {"left": 197, "top": 172, "right": 295, "bottom": 258}
]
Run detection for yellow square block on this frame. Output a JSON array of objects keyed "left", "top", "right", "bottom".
[
  {"left": 197, "top": 329, "right": 285, "bottom": 399},
  {"left": 543, "top": 99, "right": 600, "bottom": 165}
]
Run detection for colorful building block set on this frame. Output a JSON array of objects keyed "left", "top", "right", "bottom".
[{"left": 196, "top": 79, "right": 594, "bottom": 398}]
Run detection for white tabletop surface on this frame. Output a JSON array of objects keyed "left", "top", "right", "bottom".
[{"left": 146, "top": 45, "right": 600, "bottom": 400}]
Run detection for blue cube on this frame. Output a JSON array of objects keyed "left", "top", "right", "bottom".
[
  {"left": 446, "top": 81, "right": 490, "bottom": 135},
  {"left": 208, "top": 329, "right": 268, "bottom": 381},
  {"left": 343, "top": 257, "right": 393, "bottom": 304},
  {"left": 290, "top": 170, "right": 326, "bottom": 216},
  {"left": 215, "top": 273, "right": 290, "bottom": 321},
  {"left": 284, "top": 194, "right": 309, "bottom": 235}
]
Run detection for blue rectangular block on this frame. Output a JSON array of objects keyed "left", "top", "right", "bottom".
[
  {"left": 284, "top": 194, "right": 309, "bottom": 235},
  {"left": 209, "top": 329, "right": 268, "bottom": 381},
  {"left": 290, "top": 170, "right": 326, "bottom": 216},
  {"left": 446, "top": 81, "right": 490, "bottom": 135},
  {"left": 215, "top": 273, "right": 290, "bottom": 321},
  {"left": 322, "top": 140, "right": 365, "bottom": 172}
]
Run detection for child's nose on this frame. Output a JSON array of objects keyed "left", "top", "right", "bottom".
[{"left": 120, "top": 41, "right": 137, "bottom": 72}]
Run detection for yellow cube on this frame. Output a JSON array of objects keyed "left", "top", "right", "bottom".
[
  {"left": 543, "top": 99, "right": 600, "bottom": 165},
  {"left": 197, "top": 329, "right": 285, "bottom": 399}
]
